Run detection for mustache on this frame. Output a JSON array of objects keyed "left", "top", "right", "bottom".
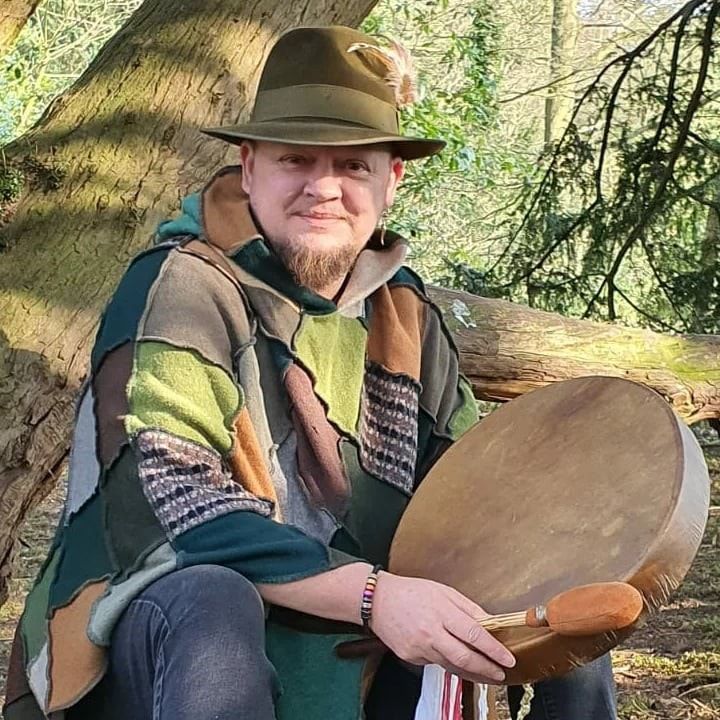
[{"left": 291, "top": 206, "right": 349, "bottom": 220}]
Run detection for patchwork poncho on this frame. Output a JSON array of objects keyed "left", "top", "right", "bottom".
[{"left": 4, "top": 166, "right": 479, "bottom": 720}]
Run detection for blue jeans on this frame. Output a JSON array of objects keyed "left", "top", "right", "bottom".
[
  {"left": 507, "top": 655, "right": 617, "bottom": 719},
  {"left": 69, "top": 565, "right": 616, "bottom": 720},
  {"left": 68, "top": 565, "right": 280, "bottom": 720}
]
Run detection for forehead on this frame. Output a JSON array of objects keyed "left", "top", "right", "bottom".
[{"left": 253, "top": 141, "right": 392, "bottom": 160}]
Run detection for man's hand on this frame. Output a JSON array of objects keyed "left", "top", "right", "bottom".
[{"left": 369, "top": 573, "right": 516, "bottom": 684}]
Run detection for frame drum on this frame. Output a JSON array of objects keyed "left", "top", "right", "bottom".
[{"left": 389, "top": 376, "right": 710, "bottom": 684}]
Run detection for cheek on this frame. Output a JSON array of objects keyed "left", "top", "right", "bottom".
[{"left": 343, "top": 184, "right": 384, "bottom": 221}]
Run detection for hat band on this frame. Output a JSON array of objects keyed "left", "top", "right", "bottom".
[{"left": 251, "top": 84, "right": 399, "bottom": 134}]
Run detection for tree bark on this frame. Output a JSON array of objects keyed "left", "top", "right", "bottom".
[
  {"left": 429, "top": 286, "right": 720, "bottom": 424},
  {"left": 544, "top": 0, "right": 579, "bottom": 147},
  {"left": 0, "top": 0, "right": 379, "bottom": 605},
  {"left": 0, "top": 0, "right": 41, "bottom": 55}
]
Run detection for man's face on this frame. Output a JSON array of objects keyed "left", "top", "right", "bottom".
[{"left": 240, "top": 140, "right": 404, "bottom": 292}]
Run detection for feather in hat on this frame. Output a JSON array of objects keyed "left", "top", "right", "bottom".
[{"left": 347, "top": 36, "right": 418, "bottom": 109}]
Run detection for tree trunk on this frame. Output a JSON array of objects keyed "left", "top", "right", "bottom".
[
  {"left": 544, "top": 0, "right": 579, "bottom": 147},
  {"left": 0, "top": 0, "right": 379, "bottom": 605},
  {"left": 429, "top": 286, "right": 720, "bottom": 423},
  {"left": 0, "top": 0, "right": 41, "bottom": 55}
]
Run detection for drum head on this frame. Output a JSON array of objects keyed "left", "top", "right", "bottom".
[{"left": 390, "top": 377, "right": 709, "bottom": 684}]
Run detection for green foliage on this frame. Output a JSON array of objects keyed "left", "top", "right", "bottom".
[
  {"left": 363, "top": 0, "right": 540, "bottom": 280},
  {"left": 0, "top": 165, "right": 24, "bottom": 203},
  {"left": 476, "top": 0, "right": 720, "bottom": 333},
  {"left": 0, "top": 0, "right": 714, "bottom": 336},
  {"left": 0, "top": 0, "right": 141, "bottom": 144}
]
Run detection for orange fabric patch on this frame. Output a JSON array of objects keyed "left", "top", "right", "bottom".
[
  {"left": 367, "top": 285, "right": 426, "bottom": 381},
  {"left": 201, "top": 167, "right": 259, "bottom": 253},
  {"left": 230, "top": 407, "right": 278, "bottom": 505},
  {"left": 47, "top": 581, "right": 108, "bottom": 712}
]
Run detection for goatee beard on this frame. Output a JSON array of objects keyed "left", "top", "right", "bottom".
[{"left": 272, "top": 242, "right": 359, "bottom": 292}]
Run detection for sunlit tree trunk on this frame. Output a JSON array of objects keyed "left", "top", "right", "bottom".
[
  {"left": 0, "top": 0, "right": 379, "bottom": 605},
  {"left": 544, "top": 0, "right": 579, "bottom": 147}
]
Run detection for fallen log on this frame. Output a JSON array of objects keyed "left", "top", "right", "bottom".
[{"left": 430, "top": 286, "right": 720, "bottom": 424}]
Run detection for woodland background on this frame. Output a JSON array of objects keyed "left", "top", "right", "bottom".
[{"left": 0, "top": 0, "right": 719, "bottom": 717}]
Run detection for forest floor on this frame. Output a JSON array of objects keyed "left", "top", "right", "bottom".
[{"left": 0, "top": 449, "right": 718, "bottom": 719}]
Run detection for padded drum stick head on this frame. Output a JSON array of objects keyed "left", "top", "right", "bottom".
[{"left": 541, "top": 582, "right": 644, "bottom": 636}]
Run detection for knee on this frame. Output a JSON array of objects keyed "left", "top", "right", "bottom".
[{"left": 144, "top": 565, "right": 265, "bottom": 633}]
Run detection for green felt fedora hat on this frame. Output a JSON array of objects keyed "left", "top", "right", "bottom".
[{"left": 201, "top": 25, "right": 445, "bottom": 161}]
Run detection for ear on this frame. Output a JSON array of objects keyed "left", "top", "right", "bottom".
[
  {"left": 384, "top": 157, "right": 405, "bottom": 208},
  {"left": 239, "top": 142, "right": 255, "bottom": 194}
]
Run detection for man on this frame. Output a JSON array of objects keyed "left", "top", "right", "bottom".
[{"left": 4, "top": 25, "right": 616, "bottom": 720}]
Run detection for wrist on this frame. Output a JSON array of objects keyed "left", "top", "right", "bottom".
[{"left": 359, "top": 564, "right": 383, "bottom": 632}]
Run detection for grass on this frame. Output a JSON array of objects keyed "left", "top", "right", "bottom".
[{"left": 0, "top": 448, "right": 719, "bottom": 719}]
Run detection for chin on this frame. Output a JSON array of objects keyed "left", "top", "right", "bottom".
[{"left": 292, "top": 231, "right": 352, "bottom": 251}]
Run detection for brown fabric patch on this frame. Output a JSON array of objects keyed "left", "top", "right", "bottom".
[
  {"left": 4, "top": 624, "right": 32, "bottom": 708},
  {"left": 182, "top": 236, "right": 301, "bottom": 346},
  {"left": 201, "top": 166, "right": 260, "bottom": 254},
  {"left": 93, "top": 342, "right": 133, "bottom": 466},
  {"left": 229, "top": 407, "right": 278, "bottom": 504},
  {"left": 47, "top": 581, "right": 108, "bottom": 712},
  {"left": 367, "top": 285, "right": 426, "bottom": 381},
  {"left": 284, "top": 364, "right": 350, "bottom": 515}
]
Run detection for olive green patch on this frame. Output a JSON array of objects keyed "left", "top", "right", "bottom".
[
  {"left": 294, "top": 314, "right": 367, "bottom": 436},
  {"left": 125, "top": 341, "right": 241, "bottom": 453},
  {"left": 449, "top": 376, "right": 480, "bottom": 440}
]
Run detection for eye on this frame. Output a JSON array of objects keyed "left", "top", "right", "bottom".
[
  {"left": 346, "top": 160, "right": 370, "bottom": 173},
  {"left": 279, "top": 154, "right": 306, "bottom": 166}
]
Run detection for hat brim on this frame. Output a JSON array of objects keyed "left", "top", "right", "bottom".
[{"left": 201, "top": 120, "right": 445, "bottom": 161}]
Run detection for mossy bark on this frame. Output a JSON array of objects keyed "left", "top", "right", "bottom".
[
  {"left": 0, "top": 0, "right": 379, "bottom": 604},
  {"left": 430, "top": 286, "right": 720, "bottom": 424}
]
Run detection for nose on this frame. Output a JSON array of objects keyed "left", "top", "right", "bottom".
[{"left": 303, "top": 165, "right": 342, "bottom": 202}]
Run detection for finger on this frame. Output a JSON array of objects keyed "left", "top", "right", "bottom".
[
  {"left": 446, "top": 586, "right": 491, "bottom": 621},
  {"left": 443, "top": 612, "right": 516, "bottom": 669},
  {"left": 431, "top": 634, "right": 507, "bottom": 683}
]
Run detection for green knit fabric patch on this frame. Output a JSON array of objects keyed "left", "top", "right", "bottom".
[
  {"left": 48, "top": 493, "right": 115, "bottom": 609},
  {"left": 265, "top": 623, "right": 365, "bottom": 720},
  {"left": 294, "top": 314, "right": 367, "bottom": 437},
  {"left": 21, "top": 548, "right": 60, "bottom": 662},
  {"left": 104, "top": 445, "right": 166, "bottom": 577},
  {"left": 448, "top": 376, "right": 479, "bottom": 440},
  {"left": 125, "top": 341, "right": 241, "bottom": 453}
]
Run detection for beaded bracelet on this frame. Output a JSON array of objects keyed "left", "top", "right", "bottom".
[{"left": 360, "top": 564, "right": 383, "bottom": 631}]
